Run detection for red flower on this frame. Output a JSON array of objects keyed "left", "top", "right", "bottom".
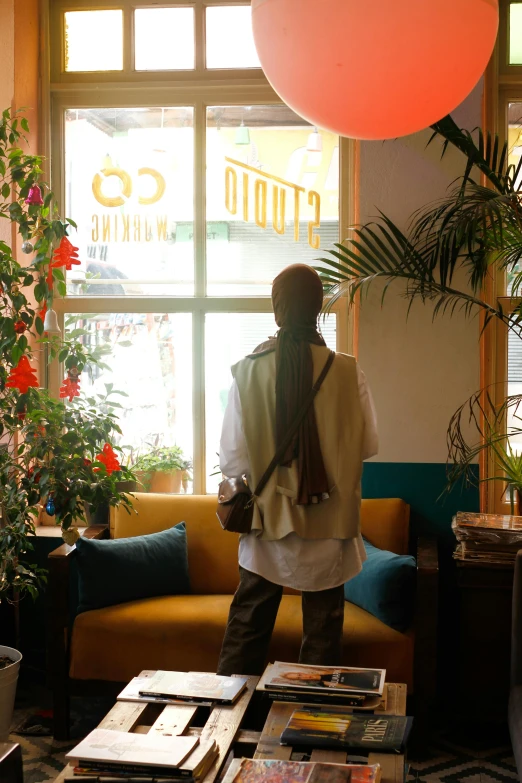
[
  {"left": 17, "top": 408, "right": 26, "bottom": 422},
  {"left": 52, "top": 237, "right": 80, "bottom": 271},
  {"left": 38, "top": 303, "right": 47, "bottom": 323},
  {"left": 14, "top": 320, "right": 26, "bottom": 334},
  {"left": 83, "top": 458, "right": 92, "bottom": 467},
  {"left": 93, "top": 442, "right": 120, "bottom": 476},
  {"left": 6, "top": 356, "right": 39, "bottom": 393},
  {"left": 59, "top": 376, "right": 80, "bottom": 402}
]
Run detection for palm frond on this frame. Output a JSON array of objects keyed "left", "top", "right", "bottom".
[{"left": 430, "top": 115, "right": 508, "bottom": 193}]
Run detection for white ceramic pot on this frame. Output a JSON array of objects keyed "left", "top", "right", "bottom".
[{"left": 0, "top": 645, "right": 22, "bottom": 741}]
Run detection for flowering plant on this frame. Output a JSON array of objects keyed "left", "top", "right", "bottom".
[{"left": 0, "top": 108, "right": 134, "bottom": 602}]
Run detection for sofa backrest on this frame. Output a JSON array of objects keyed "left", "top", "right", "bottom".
[{"left": 110, "top": 494, "right": 410, "bottom": 595}]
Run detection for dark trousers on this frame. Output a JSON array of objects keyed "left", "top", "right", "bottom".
[{"left": 217, "top": 566, "right": 345, "bottom": 676}]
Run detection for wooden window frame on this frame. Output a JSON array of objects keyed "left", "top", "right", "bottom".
[{"left": 45, "top": 0, "right": 357, "bottom": 494}]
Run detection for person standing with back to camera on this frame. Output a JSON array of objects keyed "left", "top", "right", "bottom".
[{"left": 217, "top": 264, "right": 378, "bottom": 676}]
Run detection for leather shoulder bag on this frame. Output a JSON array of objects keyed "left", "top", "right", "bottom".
[{"left": 216, "top": 350, "right": 335, "bottom": 534}]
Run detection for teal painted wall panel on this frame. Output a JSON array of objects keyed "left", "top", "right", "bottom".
[{"left": 362, "top": 462, "right": 479, "bottom": 544}]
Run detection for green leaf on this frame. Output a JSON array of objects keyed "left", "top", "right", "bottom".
[
  {"left": 1, "top": 183, "right": 9, "bottom": 198},
  {"left": 20, "top": 118, "right": 29, "bottom": 132}
]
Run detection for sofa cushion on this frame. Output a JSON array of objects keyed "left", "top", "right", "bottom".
[
  {"left": 344, "top": 539, "right": 416, "bottom": 632},
  {"left": 69, "top": 594, "right": 414, "bottom": 690},
  {"left": 75, "top": 523, "right": 189, "bottom": 612}
]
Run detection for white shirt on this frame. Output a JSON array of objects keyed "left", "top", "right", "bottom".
[{"left": 219, "top": 362, "right": 378, "bottom": 592}]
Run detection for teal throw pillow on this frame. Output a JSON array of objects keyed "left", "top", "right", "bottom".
[
  {"left": 344, "top": 538, "right": 416, "bottom": 632},
  {"left": 75, "top": 522, "right": 190, "bottom": 613}
]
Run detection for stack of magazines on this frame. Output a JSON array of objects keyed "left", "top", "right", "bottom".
[
  {"left": 117, "top": 670, "right": 248, "bottom": 707},
  {"left": 256, "top": 662, "right": 386, "bottom": 708},
  {"left": 452, "top": 511, "right": 522, "bottom": 565},
  {"left": 280, "top": 705, "right": 413, "bottom": 755},
  {"left": 65, "top": 729, "right": 218, "bottom": 782},
  {"left": 221, "top": 758, "right": 382, "bottom": 783}
]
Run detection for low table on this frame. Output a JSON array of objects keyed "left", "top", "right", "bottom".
[
  {"left": 254, "top": 683, "right": 407, "bottom": 783},
  {"left": 53, "top": 675, "right": 260, "bottom": 783}
]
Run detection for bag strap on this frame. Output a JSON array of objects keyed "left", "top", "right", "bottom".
[{"left": 252, "top": 350, "right": 335, "bottom": 500}]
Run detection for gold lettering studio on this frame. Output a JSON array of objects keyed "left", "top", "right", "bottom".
[
  {"left": 225, "top": 157, "right": 321, "bottom": 250},
  {"left": 90, "top": 160, "right": 322, "bottom": 247}
]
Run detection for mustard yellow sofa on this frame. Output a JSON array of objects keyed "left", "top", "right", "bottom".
[{"left": 48, "top": 493, "right": 438, "bottom": 739}]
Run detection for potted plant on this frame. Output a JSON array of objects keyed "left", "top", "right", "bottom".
[
  {"left": 134, "top": 444, "right": 192, "bottom": 493},
  {"left": 0, "top": 108, "right": 135, "bottom": 737},
  {"left": 316, "top": 113, "right": 522, "bottom": 497}
]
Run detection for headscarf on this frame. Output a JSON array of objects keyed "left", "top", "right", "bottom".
[{"left": 251, "top": 264, "right": 330, "bottom": 506}]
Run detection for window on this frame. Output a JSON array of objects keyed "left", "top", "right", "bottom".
[
  {"left": 49, "top": 0, "right": 354, "bottom": 494},
  {"left": 483, "top": 1, "right": 522, "bottom": 511}
]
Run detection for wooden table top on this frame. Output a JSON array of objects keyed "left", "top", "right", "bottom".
[
  {"left": 53, "top": 675, "right": 259, "bottom": 783},
  {"left": 254, "top": 683, "right": 407, "bottom": 783}
]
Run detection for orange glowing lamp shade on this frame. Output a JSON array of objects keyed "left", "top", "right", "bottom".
[
  {"left": 93, "top": 442, "right": 121, "bottom": 476},
  {"left": 52, "top": 236, "right": 81, "bottom": 270},
  {"left": 6, "top": 356, "right": 39, "bottom": 394},
  {"left": 251, "top": 0, "right": 498, "bottom": 140}
]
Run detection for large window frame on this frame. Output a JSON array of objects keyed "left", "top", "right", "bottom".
[
  {"left": 481, "top": 0, "right": 522, "bottom": 512},
  {"left": 46, "top": 0, "right": 356, "bottom": 494}
]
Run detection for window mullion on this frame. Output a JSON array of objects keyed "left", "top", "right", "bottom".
[
  {"left": 194, "top": 100, "right": 206, "bottom": 297},
  {"left": 192, "top": 309, "right": 206, "bottom": 494}
]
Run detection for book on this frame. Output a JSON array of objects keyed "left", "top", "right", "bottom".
[
  {"left": 139, "top": 671, "right": 247, "bottom": 704},
  {"left": 66, "top": 729, "right": 199, "bottom": 776},
  {"left": 70, "top": 741, "right": 218, "bottom": 782},
  {"left": 280, "top": 706, "right": 413, "bottom": 753},
  {"left": 258, "top": 662, "right": 385, "bottom": 697},
  {"left": 221, "top": 758, "right": 381, "bottom": 783},
  {"left": 117, "top": 672, "right": 214, "bottom": 707}
]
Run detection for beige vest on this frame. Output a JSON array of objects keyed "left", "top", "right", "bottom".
[{"left": 233, "top": 345, "right": 364, "bottom": 541}]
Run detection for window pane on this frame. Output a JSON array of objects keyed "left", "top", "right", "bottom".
[
  {"left": 67, "top": 313, "right": 193, "bottom": 493},
  {"left": 135, "top": 8, "right": 194, "bottom": 71},
  {"left": 65, "top": 107, "right": 194, "bottom": 296},
  {"left": 206, "top": 6, "right": 260, "bottom": 69},
  {"left": 508, "top": 328, "right": 522, "bottom": 453},
  {"left": 205, "top": 313, "right": 336, "bottom": 492},
  {"left": 511, "top": 3, "right": 522, "bottom": 64},
  {"left": 507, "top": 103, "right": 522, "bottom": 293},
  {"left": 64, "top": 11, "right": 123, "bottom": 72},
  {"left": 206, "top": 105, "right": 339, "bottom": 295}
]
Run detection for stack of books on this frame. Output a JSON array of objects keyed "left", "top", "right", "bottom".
[
  {"left": 118, "top": 670, "right": 248, "bottom": 707},
  {"left": 452, "top": 511, "right": 522, "bottom": 565},
  {"left": 65, "top": 728, "right": 218, "bottom": 783},
  {"left": 256, "top": 662, "right": 386, "bottom": 709}
]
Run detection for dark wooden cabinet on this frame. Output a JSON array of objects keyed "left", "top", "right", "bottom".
[{"left": 455, "top": 561, "right": 514, "bottom": 717}]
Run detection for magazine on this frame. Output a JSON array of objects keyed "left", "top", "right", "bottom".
[
  {"left": 118, "top": 671, "right": 214, "bottom": 707},
  {"left": 66, "top": 729, "right": 199, "bottom": 774},
  {"left": 281, "top": 706, "right": 413, "bottom": 753},
  {"left": 260, "top": 662, "right": 385, "bottom": 697},
  {"left": 221, "top": 758, "right": 381, "bottom": 783},
  {"left": 70, "top": 740, "right": 218, "bottom": 781},
  {"left": 139, "top": 671, "right": 247, "bottom": 704}
]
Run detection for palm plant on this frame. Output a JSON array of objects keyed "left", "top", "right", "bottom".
[{"left": 316, "top": 113, "right": 522, "bottom": 493}]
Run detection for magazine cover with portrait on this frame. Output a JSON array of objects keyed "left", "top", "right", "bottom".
[{"left": 264, "top": 663, "right": 385, "bottom": 696}]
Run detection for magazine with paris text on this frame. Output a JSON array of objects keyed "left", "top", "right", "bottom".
[
  {"left": 224, "top": 758, "right": 381, "bottom": 783},
  {"left": 281, "top": 707, "right": 413, "bottom": 753},
  {"left": 263, "top": 663, "right": 385, "bottom": 696}
]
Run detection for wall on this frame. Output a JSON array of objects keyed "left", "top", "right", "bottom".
[{"left": 358, "top": 82, "right": 483, "bottom": 546}]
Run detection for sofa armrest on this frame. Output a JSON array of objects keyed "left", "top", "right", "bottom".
[
  {"left": 47, "top": 524, "right": 108, "bottom": 739},
  {"left": 413, "top": 537, "right": 439, "bottom": 713},
  {"left": 47, "top": 527, "right": 108, "bottom": 683}
]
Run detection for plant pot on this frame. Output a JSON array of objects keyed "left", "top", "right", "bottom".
[
  {"left": 116, "top": 480, "right": 137, "bottom": 494},
  {"left": 149, "top": 470, "right": 182, "bottom": 494},
  {"left": 134, "top": 470, "right": 151, "bottom": 492},
  {"left": 0, "top": 645, "right": 22, "bottom": 741}
]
